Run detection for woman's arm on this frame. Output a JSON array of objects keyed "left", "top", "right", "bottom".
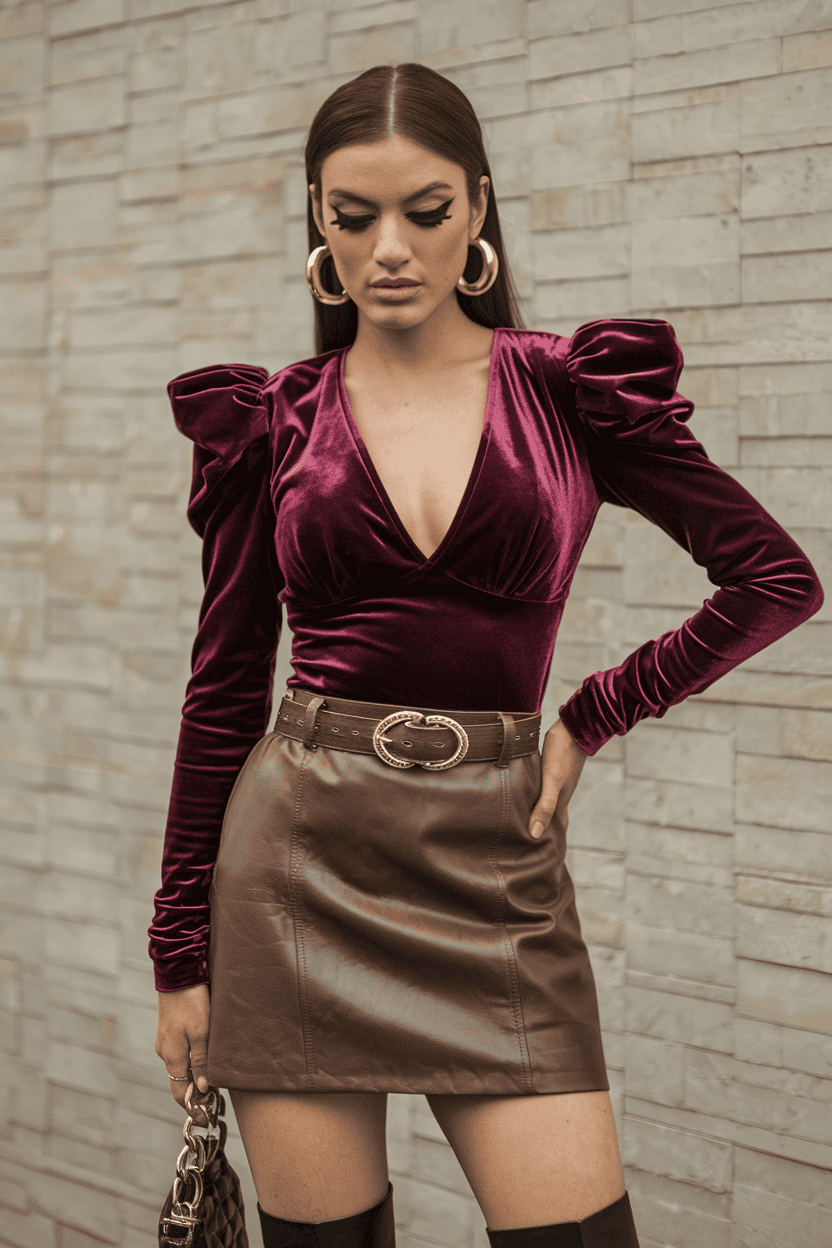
[
  {"left": 555, "top": 320, "right": 824, "bottom": 757},
  {"left": 147, "top": 365, "right": 283, "bottom": 993}
]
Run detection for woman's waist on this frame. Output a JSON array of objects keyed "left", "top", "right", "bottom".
[
  {"left": 283, "top": 684, "right": 537, "bottom": 723},
  {"left": 275, "top": 685, "right": 542, "bottom": 770},
  {"left": 283, "top": 602, "right": 561, "bottom": 716}
]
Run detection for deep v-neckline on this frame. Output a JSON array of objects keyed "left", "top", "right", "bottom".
[{"left": 337, "top": 330, "right": 501, "bottom": 565}]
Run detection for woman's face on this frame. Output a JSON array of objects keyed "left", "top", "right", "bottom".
[{"left": 309, "top": 133, "right": 489, "bottom": 332}]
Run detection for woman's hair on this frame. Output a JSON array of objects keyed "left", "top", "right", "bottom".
[{"left": 304, "top": 63, "right": 525, "bottom": 355}]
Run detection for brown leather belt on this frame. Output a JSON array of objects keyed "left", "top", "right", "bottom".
[{"left": 273, "top": 687, "right": 542, "bottom": 770}]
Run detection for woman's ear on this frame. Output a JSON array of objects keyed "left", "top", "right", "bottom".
[
  {"left": 470, "top": 175, "right": 490, "bottom": 240},
  {"left": 309, "top": 183, "right": 325, "bottom": 238}
]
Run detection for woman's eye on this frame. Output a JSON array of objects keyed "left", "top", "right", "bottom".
[
  {"left": 408, "top": 200, "right": 454, "bottom": 227},
  {"left": 330, "top": 208, "right": 374, "bottom": 231},
  {"left": 328, "top": 199, "right": 454, "bottom": 231}
]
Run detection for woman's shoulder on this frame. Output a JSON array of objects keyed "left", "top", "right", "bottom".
[
  {"left": 497, "top": 318, "right": 682, "bottom": 367},
  {"left": 499, "top": 318, "right": 691, "bottom": 436},
  {"left": 260, "top": 346, "right": 344, "bottom": 405},
  {"left": 166, "top": 348, "right": 342, "bottom": 451},
  {"left": 167, "top": 362, "right": 271, "bottom": 459}
]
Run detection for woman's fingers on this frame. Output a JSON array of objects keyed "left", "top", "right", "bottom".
[
  {"left": 528, "top": 719, "right": 589, "bottom": 839},
  {"left": 188, "top": 1026, "right": 210, "bottom": 1095},
  {"left": 156, "top": 983, "right": 211, "bottom": 1105},
  {"left": 158, "top": 1040, "right": 193, "bottom": 1108},
  {"left": 529, "top": 762, "right": 562, "bottom": 839}
]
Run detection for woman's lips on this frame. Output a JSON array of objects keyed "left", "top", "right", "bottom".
[{"left": 371, "top": 279, "right": 420, "bottom": 288}]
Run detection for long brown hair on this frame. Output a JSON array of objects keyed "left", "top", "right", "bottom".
[{"left": 304, "top": 63, "right": 525, "bottom": 355}]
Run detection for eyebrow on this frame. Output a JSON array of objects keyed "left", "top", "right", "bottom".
[{"left": 326, "top": 181, "right": 454, "bottom": 207}]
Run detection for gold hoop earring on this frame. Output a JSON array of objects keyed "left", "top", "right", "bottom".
[
  {"left": 306, "top": 244, "right": 351, "bottom": 305},
  {"left": 457, "top": 238, "right": 498, "bottom": 297}
]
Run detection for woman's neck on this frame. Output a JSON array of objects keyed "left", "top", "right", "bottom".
[{"left": 346, "top": 296, "right": 494, "bottom": 379}]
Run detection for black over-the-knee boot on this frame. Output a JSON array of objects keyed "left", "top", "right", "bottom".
[
  {"left": 258, "top": 1180, "right": 395, "bottom": 1248},
  {"left": 486, "top": 1191, "right": 639, "bottom": 1247}
]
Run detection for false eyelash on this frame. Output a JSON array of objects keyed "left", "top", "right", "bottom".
[
  {"left": 409, "top": 199, "right": 454, "bottom": 226},
  {"left": 329, "top": 207, "right": 374, "bottom": 231},
  {"left": 329, "top": 200, "right": 454, "bottom": 231}
]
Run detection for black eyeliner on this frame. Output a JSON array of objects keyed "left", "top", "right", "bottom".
[
  {"left": 408, "top": 198, "right": 454, "bottom": 223},
  {"left": 328, "top": 198, "right": 455, "bottom": 229},
  {"left": 329, "top": 206, "right": 374, "bottom": 229}
]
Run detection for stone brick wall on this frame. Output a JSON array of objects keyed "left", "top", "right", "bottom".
[{"left": 1, "top": 1, "right": 830, "bottom": 1245}]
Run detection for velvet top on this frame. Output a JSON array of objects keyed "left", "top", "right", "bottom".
[{"left": 148, "top": 319, "right": 824, "bottom": 993}]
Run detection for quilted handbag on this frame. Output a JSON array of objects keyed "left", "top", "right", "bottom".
[{"left": 159, "top": 1082, "right": 248, "bottom": 1247}]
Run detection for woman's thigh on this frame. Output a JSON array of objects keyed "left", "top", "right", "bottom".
[
  {"left": 228, "top": 1089, "right": 390, "bottom": 1223},
  {"left": 426, "top": 1089, "right": 624, "bottom": 1230}
]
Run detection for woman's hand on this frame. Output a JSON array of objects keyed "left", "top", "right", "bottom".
[
  {"left": 528, "top": 718, "right": 589, "bottom": 839},
  {"left": 155, "top": 983, "right": 211, "bottom": 1107}
]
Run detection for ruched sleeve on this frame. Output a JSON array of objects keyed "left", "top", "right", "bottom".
[
  {"left": 147, "top": 364, "right": 283, "bottom": 992},
  {"left": 556, "top": 319, "right": 824, "bottom": 757}
]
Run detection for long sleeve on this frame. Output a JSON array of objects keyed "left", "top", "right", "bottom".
[
  {"left": 147, "top": 364, "right": 283, "bottom": 992},
  {"left": 556, "top": 319, "right": 824, "bottom": 757}
]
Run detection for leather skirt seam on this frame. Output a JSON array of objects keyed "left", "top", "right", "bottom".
[
  {"left": 288, "top": 746, "right": 317, "bottom": 1090},
  {"left": 491, "top": 764, "right": 534, "bottom": 1094}
]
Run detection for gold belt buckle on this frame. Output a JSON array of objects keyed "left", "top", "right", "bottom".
[{"left": 372, "top": 711, "right": 469, "bottom": 771}]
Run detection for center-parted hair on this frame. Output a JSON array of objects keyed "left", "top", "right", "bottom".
[{"left": 304, "top": 62, "right": 525, "bottom": 354}]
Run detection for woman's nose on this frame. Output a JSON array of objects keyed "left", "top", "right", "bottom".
[{"left": 372, "top": 215, "right": 411, "bottom": 268}]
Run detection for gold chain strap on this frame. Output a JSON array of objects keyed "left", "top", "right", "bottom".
[{"left": 160, "top": 1082, "right": 223, "bottom": 1247}]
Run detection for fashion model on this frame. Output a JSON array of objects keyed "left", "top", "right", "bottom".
[{"left": 149, "top": 63, "right": 824, "bottom": 1248}]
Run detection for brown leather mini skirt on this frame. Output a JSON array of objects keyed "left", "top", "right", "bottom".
[{"left": 205, "top": 687, "right": 609, "bottom": 1095}]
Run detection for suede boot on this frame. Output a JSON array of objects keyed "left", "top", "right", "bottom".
[
  {"left": 486, "top": 1190, "right": 639, "bottom": 1247},
  {"left": 258, "top": 1180, "right": 395, "bottom": 1248}
]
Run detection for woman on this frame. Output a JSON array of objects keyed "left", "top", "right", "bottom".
[{"left": 149, "top": 63, "right": 823, "bottom": 1248}]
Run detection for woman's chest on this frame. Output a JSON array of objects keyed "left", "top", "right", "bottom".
[
  {"left": 345, "top": 372, "right": 490, "bottom": 564},
  {"left": 269, "top": 349, "right": 600, "bottom": 607}
]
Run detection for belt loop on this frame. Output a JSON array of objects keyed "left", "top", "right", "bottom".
[
  {"left": 495, "top": 712, "right": 515, "bottom": 768},
  {"left": 303, "top": 695, "right": 326, "bottom": 750}
]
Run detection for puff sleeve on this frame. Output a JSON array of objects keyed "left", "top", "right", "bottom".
[
  {"left": 556, "top": 320, "right": 824, "bottom": 757},
  {"left": 147, "top": 365, "right": 283, "bottom": 992}
]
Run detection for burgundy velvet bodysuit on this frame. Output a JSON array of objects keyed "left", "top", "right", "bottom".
[{"left": 148, "top": 319, "right": 824, "bottom": 993}]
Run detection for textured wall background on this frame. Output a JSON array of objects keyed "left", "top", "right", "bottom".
[{"left": 1, "top": 1, "right": 831, "bottom": 1245}]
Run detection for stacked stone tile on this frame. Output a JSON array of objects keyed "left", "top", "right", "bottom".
[{"left": 0, "top": 1, "right": 829, "bottom": 1244}]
